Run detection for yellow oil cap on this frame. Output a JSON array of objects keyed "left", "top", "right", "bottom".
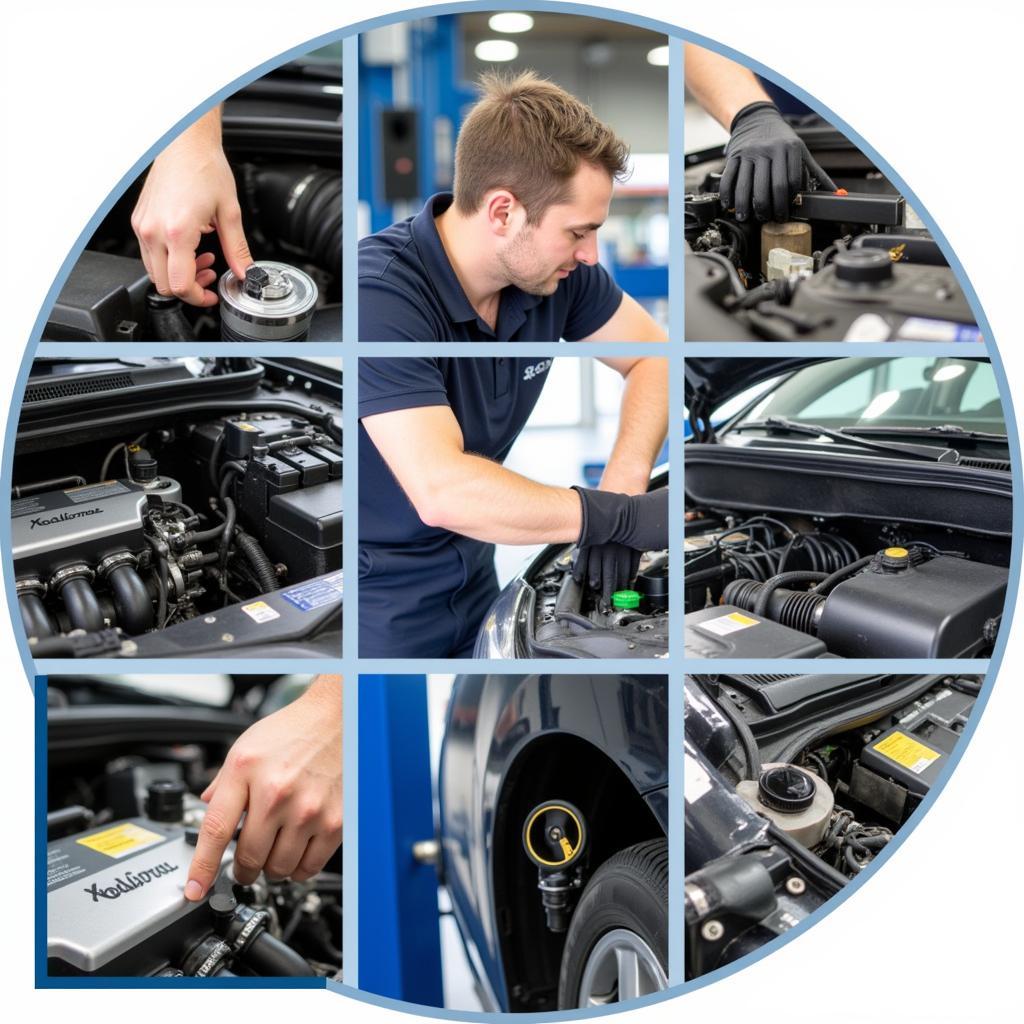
[{"left": 884, "top": 546, "right": 909, "bottom": 558}]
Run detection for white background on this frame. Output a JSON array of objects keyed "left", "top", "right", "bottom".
[{"left": 2, "top": 1, "right": 1022, "bottom": 1020}]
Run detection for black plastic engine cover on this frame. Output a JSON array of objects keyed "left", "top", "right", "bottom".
[
  {"left": 818, "top": 556, "right": 1006, "bottom": 657},
  {"left": 45, "top": 252, "right": 151, "bottom": 341}
]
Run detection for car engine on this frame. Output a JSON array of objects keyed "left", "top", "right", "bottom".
[
  {"left": 46, "top": 679, "right": 342, "bottom": 977},
  {"left": 684, "top": 510, "right": 1008, "bottom": 658},
  {"left": 685, "top": 122, "right": 979, "bottom": 342},
  {"left": 12, "top": 360, "right": 342, "bottom": 657},
  {"left": 42, "top": 60, "right": 341, "bottom": 342},
  {"left": 518, "top": 544, "right": 669, "bottom": 658},
  {"left": 684, "top": 672, "right": 979, "bottom": 979}
]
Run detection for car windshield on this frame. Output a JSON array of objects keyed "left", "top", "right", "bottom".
[{"left": 728, "top": 358, "right": 1004, "bottom": 435}]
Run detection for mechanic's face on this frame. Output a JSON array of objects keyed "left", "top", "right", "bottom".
[{"left": 497, "top": 162, "right": 613, "bottom": 295}]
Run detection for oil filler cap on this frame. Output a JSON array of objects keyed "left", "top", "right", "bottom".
[
  {"left": 834, "top": 249, "right": 893, "bottom": 286},
  {"left": 757, "top": 765, "right": 816, "bottom": 814},
  {"left": 611, "top": 589, "right": 641, "bottom": 610}
]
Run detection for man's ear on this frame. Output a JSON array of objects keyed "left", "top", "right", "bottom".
[{"left": 483, "top": 190, "right": 521, "bottom": 236}]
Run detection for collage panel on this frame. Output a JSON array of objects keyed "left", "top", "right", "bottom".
[
  {"left": 42, "top": 43, "right": 343, "bottom": 343},
  {"left": 357, "top": 11, "right": 669, "bottom": 341},
  {"left": 683, "top": 355, "right": 1010, "bottom": 659},
  {"left": 357, "top": 355, "right": 668, "bottom": 659},
  {"left": 358, "top": 673, "right": 668, "bottom": 1011},
  {"left": 684, "top": 43, "right": 980, "bottom": 343},
  {"left": 11, "top": 355, "right": 342, "bottom": 659},
  {"left": 42, "top": 672, "right": 342, "bottom": 980},
  {"left": 684, "top": 671, "right": 982, "bottom": 980}
]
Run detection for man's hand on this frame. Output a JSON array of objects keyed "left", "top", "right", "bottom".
[
  {"left": 572, "top": 488, "right": 668, "bottom": 602},
  {"left": 131, "top": 107, "right": 253, "bottom": 307},
  {"left": 185, "top": 675, "right": 342, "bottom": 901},
  {"left": 720, "top": 102, "right": 837, "bottom": 222}
]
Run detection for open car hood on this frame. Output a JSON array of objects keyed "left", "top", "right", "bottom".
[{"left": 684, "top": 358, "right": 826, "bottom": 410}]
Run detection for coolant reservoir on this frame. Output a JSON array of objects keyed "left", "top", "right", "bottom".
[
  {"left": 736, "top": 762, "right": 834, "bottom": 847},
  {"left": 767, "top": 247, "right": 815, "bottom": 281}
]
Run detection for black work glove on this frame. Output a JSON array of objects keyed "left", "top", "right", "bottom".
[
  {"left": 719, "top": 101, "right": 837, "bottom": 223},
  {"left": 572, "top": 488, "right": 668, "bottom": 604}
]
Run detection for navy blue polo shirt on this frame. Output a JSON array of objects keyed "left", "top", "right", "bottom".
[
  {"left": 359, "top": 357, "right": 555, "bottom": 546},
  {"left": 359, "top": 193, "right": 623, "bottom": 341}
]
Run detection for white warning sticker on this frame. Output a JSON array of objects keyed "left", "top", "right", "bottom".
[
  {"left": 697, "top": 611, "right": 760, "bottom": 636},
  {"left": 241, "top": 601, "right": 280, "bottom": 624}
]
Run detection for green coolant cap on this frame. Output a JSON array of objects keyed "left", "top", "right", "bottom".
[{"left": 611, "top": 589, "right": 641, "bottom": 610}]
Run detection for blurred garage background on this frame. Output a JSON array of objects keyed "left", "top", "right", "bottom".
[{"left": 358, "top": 11, "right": 669, "bottom": 330}]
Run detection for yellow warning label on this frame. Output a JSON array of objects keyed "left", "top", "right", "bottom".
[
  {"left": 237, "top": 422, "right": 259, "bottom": 431},
  {"left": 873, "top": 731, "right": 941, "bottom": 775},
  {"left": 76, "top": 823, "right": 165, "bottom": 859},
  {"left": 241, "top": 601, "right": 280, "bottom": 624},
  {"left": 727, "top": 613, "right": 758, "bottom": 626}
]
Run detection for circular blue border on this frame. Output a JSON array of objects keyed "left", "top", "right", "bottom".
[{"left": 6, "top": 2, "right": 1018, "bottom": 1017}]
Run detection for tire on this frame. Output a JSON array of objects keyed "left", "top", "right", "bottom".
[{"left": 557, "top": 838, "right": 669, "bottom": 1008}]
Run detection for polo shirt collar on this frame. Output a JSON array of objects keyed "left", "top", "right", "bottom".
[{"left": 410, "top": 193, "right": 543, "bottom": 340}]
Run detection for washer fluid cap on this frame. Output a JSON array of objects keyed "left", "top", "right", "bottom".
[{"left": 611, "top": 589, "right": 641, "bottom": 609}]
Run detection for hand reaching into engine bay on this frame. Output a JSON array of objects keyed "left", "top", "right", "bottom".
[
  {"left": 131, "top": 106, "right": 253, "bottom": 307},
  {"left": 572, "top": 488, "right": 668, "bottom": 605},
  {"left": 185, "top": 674, "right": 342, "bottom": 901}
]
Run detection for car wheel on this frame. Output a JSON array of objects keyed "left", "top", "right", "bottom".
[{"left": 557, "top": 838, "right": 669, "bottom": 1008}]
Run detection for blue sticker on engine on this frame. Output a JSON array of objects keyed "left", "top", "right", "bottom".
[{"left": 281, "top": 571, "right": 344, "bottom": 611}]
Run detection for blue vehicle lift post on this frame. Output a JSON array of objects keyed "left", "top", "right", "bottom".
[{"left": 358, "top": 674, "right": 444, "bottom": 1006}]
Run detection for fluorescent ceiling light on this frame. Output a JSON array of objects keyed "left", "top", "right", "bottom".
[
  {"left": 646, "top": 45, "right": 670, "bottom": 67},
  {"left": 488, "top": 13, "right": 534, "bottom": 33},
  {"left": 475, "top": 39, "right": 519, "bottom": 62}
]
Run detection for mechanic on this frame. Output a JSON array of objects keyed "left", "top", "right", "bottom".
[
  {"left": 130, "top": 105, "right": 253, "bottom": 306},
  {"left": 360, "top": 356, "right": 668, "bottom": 657},
  {"left": 359, "top": 71, "right": 667, "bottom": 341},
  {"left": 685, "top": 44, "right": 837, "bottom": 223},
  {"left": 184, "top": 674, "right": 342, "bottom": 902}
]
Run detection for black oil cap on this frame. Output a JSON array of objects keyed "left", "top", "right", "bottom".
[
  {"left": 243, "top": 265, "right": 270, "bottom": 299},
  {"left": 145, "top": 291, "right": 182, "bottom": 310},
  {"left": 208, "top": 892, "right": 238, "bottom": 919},
  {"left": 128, "top": 446, "right": 158, "bottom": 483},
  {"left": 758, "top": 765, "right": 816, "bottom": 814},
  {"left": 834, "top": 248, "right": 893, "bottom": 286},
  {"left": 146, "top": 779, "right": 186, "bottom": 822}
]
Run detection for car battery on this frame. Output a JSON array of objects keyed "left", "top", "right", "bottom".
[
  {"left": 266, "top": 482, "right": 342, "bottom": 579},
  {"left": 685, "top": 604, "right": 827, "bottom": 658}
]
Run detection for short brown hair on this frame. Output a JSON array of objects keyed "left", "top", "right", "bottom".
[{"left": 453, "top": 70, "right": 630, "bottom": 224}]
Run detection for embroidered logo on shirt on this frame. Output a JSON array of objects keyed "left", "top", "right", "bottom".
[{"left": 523, "top": 359, "right": 553, "bottom": 382}]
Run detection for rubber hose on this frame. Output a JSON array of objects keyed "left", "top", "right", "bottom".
[
  {"left": 753, "top": 570, "right": 828, "bottom": 617},
  {"left": 251, "top": 167, "right": 342, "bottom": 272},
  {"left": 240, "top": 930, "right": 315, "bottom": 977},
  {"left": 813, "top": 555, "right": 874, "bottom": 597},
  {"left": 237, "top": 532, "right": 279, "bottom": 592},
  {"left": 697, "top": 677, "right": 761, "bottom": 781},
  {"left": 218, "top": 497, "right": 237, "bottom": 571},
  {"left": 59, "top": 577, "right": 105, "bottom": 632},
  {"left": 19, "top": 592, "right": 55, "bottom": 639},
  {"left": 108, "top": 564, "right": 154, "bottom": 635}
]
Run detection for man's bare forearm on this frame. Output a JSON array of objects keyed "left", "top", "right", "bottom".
[
  {"left": 599, "top": 358, "right": 668, "bottom": 495},
  {"left": 685, "top": 44, "right": 771, "bottom": 129},
  {"left": 418, "top": 454, "right": 583, "bottom": 545}
]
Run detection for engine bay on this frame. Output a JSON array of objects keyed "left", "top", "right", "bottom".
[
  {"left": 46, "top": 677, "right": 342, "bottom": 978},
  {"left": 685, "top": 672, "right": 979, "bottom": 979},
  {"left": 43, "top": 59, "right": 341, "bottom": 343},
  {"left": 685, "top": 123, "right": 979, "bottom": 342},
  {"left": 520, "top": 544, "right": 669, "bottom": 658},
  {"left": 11, "top": 358, "right": 342, "bottom": 658},
  {"left": 684, "top": 510, "right": 1008, "bottom": 658}
]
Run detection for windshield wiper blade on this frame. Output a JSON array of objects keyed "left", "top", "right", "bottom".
[
  {"left": 842, "top": 424, "right": 1008, "bottom": 443},
  {"left": 730, "top": 417, "right": 960, "bottom": 462}
]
